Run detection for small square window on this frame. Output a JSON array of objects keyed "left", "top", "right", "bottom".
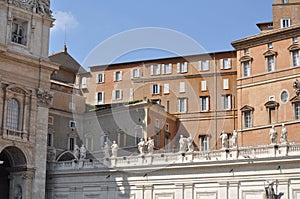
[
  {"left": 293, "top": 37, "right": 298, "bottom": 43},
  {"left": 281, "top": 18, "right": 291, "bottom": 28},
  {"left": 268, "top": 43, "right": 273, "bottom": 49},
  {"left": 69, "top": 121, "right": 76, "bottom": 129},
  {"left": 114, "top": 71, "right": 122, "bottom": 81},
  {"left": 244, "top": 49, "right": 249, "bottom": 54}
]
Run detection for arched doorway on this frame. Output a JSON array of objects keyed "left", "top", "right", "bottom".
[{"left": 0, "top": 146, "right": 28, "bottom": 199}]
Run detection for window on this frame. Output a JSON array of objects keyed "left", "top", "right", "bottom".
[
  {"left": 244, "top": 111, "right": 252, "bottom": 128},
  {"left": 244, "top": 49, "right": 249, "bottom": 54},
  {"left": 166, "top": 100, "right": 170, "bottom": 113},
  {"left": 11, "top": 18, "right": 28, "bottom": 45},
  {"left": 200, "top": 96, "right": 209, "bottom": 111},
  {"left": 47, "top": 133, "right": 53, "bottom": 147},
  {"left": 241, "top": 105, "right": 254, "bottom": 128},
  {"left": 113, "top": 71, "right": 122, "bottom": 81},
  {"left": 243, "top": 61, "right": 251, "bottom": 77},
  {"left": 293, "top": 37, "right": 299, "bottom": 43},
  {"left": 281, "top": 18, "right": 291, "bottom": 28},
  {"left": 162, "top": 64, "right": 172, "bottom": 74},
  {"left": 112, "top": 90, "right": 122, "bottom": 100},
  {"left": 81, "top": 77, "right": 87, "bottom": 88},
  {"left": 6, "top": 98, "right": 20, "bottom": 131},
  {"left": 177, "top": 98, "right": 187, "bottom": 113},
  {"left": 201, "top": 80, "right": 207, "bottom": 91},
  {"left": 69, "top": 121, "right": 76, "bottom": 129},
  {"left": 165, "top": 123, "right": 169, "bottom": 132},
  {"left": 151, "top": 84, "right": 160, "bottom": 95},
  {"left": 268, "top": 43, "right": 273, "bottom": 49},
  {"left": 265, "top": 101, "right": 279, "bottom": 124},
  {"left": 100, "top": 134, "right": 108, "bottom": 147},
  {"left": 96, "top": 73, "right": 105, "bottom": 83},
  {"left": 164, "top": 83, "right": 169, "bottom": 94},
  {"left": 155, "top": 119, "right": 160, "bottom": 129},
  {"left": 129, "top": 88, "right": 134, "bottom": 101},
  {"left": 68, "top": 137, "right": 76, "bottom": 151},
  {"left": 131, "top": 68, "right": 140, "bottom": 78},
  {"left": 267, "top": 56, "right": 275, "bottom": 72},
  {"left": 199, "top": 60, "right": 209, "bottom": 71},
  {"left": 96, "top": 92, "right": 104, "bottom": 104},
  {"left": 292, "top": 50, "right": 300, "bottom": 67},
  {"left": 151, "top": 64, "right": 161, "bottom": 75},
  {"left": 177, "top": 62, "right": 188, "bottom": 73},
  {"left": 282, "top": 0, "right": 288, "bottom": 4},
  {"left": 220, "top": 58, "right": 231, "bottom": 69},
  {"left": 223, "top": 79, "right": 229, "bottom": 90},
  {"left": 295, "top": 102, "right": 300, "bottom": 120},
  {"left": 280, "top": 90, "right": 289, "bottom": 104},
  {"left": 69, "top": 102, "right": 76, "bottom": 111},
  {"left": 199, "top": 135, "right": 209, "bottom": 151},
  {"left": 221, "top": 95, "right": 231, "bottom": 110},
  {"left": 179, "top": 82, "right": 185, "bottom": 93},
  {"left": 48, "top": 116, "right": 54, "bottom": 125}
]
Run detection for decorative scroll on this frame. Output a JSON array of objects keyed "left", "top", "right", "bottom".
[{"left": 36, "top": 88, "right": 53, "bottom": 106}]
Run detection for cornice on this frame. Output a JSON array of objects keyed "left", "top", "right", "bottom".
[{"left": 232, "top": 25, "right": 300, "bottom": 50}]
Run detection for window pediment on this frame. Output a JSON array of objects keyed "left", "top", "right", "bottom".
[
  {"left": 290, "top": 95, "right": 300, "bottom": 103},
  {"left": 288, "top": 44, "right": 300, "bottom": 51},
  {"left": 240, "top": 105, "right": 254, "bottom": 112},
  {"left": 239, "top": 55, "right": 253, "bottom": 62},
  {"left": 263, "top": 50, "right": 278, "bottom": 57},
  {"left": 264, "top": 100, "right": 279, "bottom": 108}
]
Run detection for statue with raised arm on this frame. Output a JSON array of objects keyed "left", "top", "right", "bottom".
[
  {"left": 220, "top": 130, "right": 229, "bottom": 149},
  {"left": 73, "top": 144, "right": 80, "bottom": 159},
  {"left": 146, "top": 137, "right": 154, "bottom": 155},
  {"left": 111, "top": 141, "right": 118, "bottom": 158},
  {"left": 232, "top": 130, "right": 238, "bottom": 148},
  {"left": 80, "top": 144, "right": 87, "bottom": 159},
  {"left": 280, "top": 123, "right": 288, "bottom": 144},
  {"left": 104, "top": 142, "right": 110, "bottom": 158},
  {"left": 137, "top": 138, "right": 145, "bottom": 155},
  {"left": 179, "top": 135, "right": 187, "bottom": 153},
  {"left": 269, "top": 125, "right": 278, "bottom": 144}
]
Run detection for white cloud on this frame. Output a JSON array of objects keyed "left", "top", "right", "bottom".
[{"left": 52, "top": 11, "right": 79, "bottom": 32}]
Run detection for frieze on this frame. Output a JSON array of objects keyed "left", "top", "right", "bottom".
[
  {"left": 7, "top": 0, "right": 52, "bottom": 17},
  {"left": 36, "top": 88, "right": 53, "bottom": 105}
]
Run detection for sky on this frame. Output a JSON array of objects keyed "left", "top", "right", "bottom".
[{"left": 49, "top": 0, "right": 273, "bottom": 69}]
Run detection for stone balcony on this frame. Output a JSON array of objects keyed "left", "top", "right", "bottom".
[{"left": 47, "top": 143, "right": 300, "bottom": 171}]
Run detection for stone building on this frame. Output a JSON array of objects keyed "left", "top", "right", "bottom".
[{"left": 0, "top": 0, "right": 58, "bottom": 198}]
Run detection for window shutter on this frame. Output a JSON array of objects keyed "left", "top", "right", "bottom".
[
  {"left": 96, "top": 74, "right": 99, "bottom": 83},
  {"left": 200, "top": 97, "right": 203, "bottom": 111},
  {"left": 183, "top": 98, "right": 187, "bottom": 112},
  {"left": 157, "top": 64, "right": 161, "bottom": 75},
  {"left": 161, "top": 64, "right": 165, "bottom": 74},
  {"left": 112, "top": 90, "right": 116, "bottom": 100},
  {"left": 201, "top": 81, "right": 207, "bottom": 91},
  {"left": 164, "top": 83, "right": 169, "bottom": 94},
  {"left": 120, "top": 90, "right": 123, "bottom": 100},
  {"left": 177, "top": 63, "right": 180, "bottom": 73},
  {"left": 206, "top": 97, "right": 209, "bottom": 110},
  {"left": 137, "top": 68, "right": 140, "bottom": 77},
  {"left": 129, "top": 88, "right": 134, "bottom": 101},
  {"left": 228, "top": 58, "right": 232, "bottom": 69},
  {"left": 101, "top": 92, "right": 105, "bottom": 104},
  {"left": 102, "top": 73, "right": 105, "bottom": 83},
  {"left": 150, "top": 84, "right": 153, "bottom": 94},
  {"left": 150, "top": 65, "right": 154, "bottom": 75},
  {"left": 223, "top": 79, "right": 229, "bottom": 90},
  {"left": 95, "top": 93, "right": 98, "bottom": 104},
  {"left": 130, "top": 69, "right": 134, "bottom": 79},
  {"left": 228, "top": 95, "right": 231, "bottom": 109},
  {"left": 220, "top": 59, "right": 224, "bottom": 69},
  {"left": 120, "top": 71, "right": 123, "bottom": 81},
  {"left": 177, "top": 99, "right": 181, "bottom": 112},
  {"left": 198, "top": 61, "right": 202, "bottom": 71},
  {"left": 221, "top": 96, "right": 225, "bottom": 110},
  {"left": 180, "top": 82, "right": 185, "bottom": 92},
  {"left": 113, "top": 72, "right": 116, "bottom": 81},
  {"left": 168, "top": 63, "right": 173, "bottom": 74},
  {"left": 158, "top": 84, "right": 161, "bottom": 94},
  {"left": 184, "top": 62, "right": 188, "bottom": 72}
]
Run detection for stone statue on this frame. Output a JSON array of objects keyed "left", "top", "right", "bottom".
[
  {"left": 36, "top": 0, "right": 51, "bottom": 16},
  {"left": 111, "top": 141, "right": 118, "bottom": 158},
  {"left": 104, "top": 142, "right": 110, "bottom": 158},
  {"left": 187, "top": 136, "right": 194, "bottom": 152},
  {"left": 280, "top": 123, "right": 288, "bottom": 144},
  {"left": 179, "top": 135, "right": 187, "bottom": 153},
  {"left": 73, "top": 144, "right": 80, "bottom": 159},
  {"left": 264, "top": 181, "right": 284, "bottom": 199},
  {"left": 146, "top": 137, "right": 154, "bottom": 155},
  {"left": 138, "top": 138, "right": 145, "bottom": 155},
  {"left": 220, "top": 130, "right": 229, "bottom": 149},
  {"left": 232, "top": 130, "right": 238, "bottom": 148},
  {"left": 14, "top": 184, "right": 22, "bottom": 199},
  {"left": 293, "top": 79, "right": 300, "bottom": 96},
  {"left": 80, "top": 145, "right": 87, "bottom": 159},
  {"left": 269, "top": 126, "right": 278, "bottom": 144}
]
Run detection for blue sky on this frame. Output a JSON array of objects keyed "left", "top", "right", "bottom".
[{"left": 49, "top": 0, "right": 273, "bottom": 68}]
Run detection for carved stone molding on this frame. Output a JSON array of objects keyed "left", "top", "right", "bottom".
[
  {"left": 7, "top": 0, "right": 52, "bottom": 17},
  {"left": 36, "top": 88, "right": 53, "bottom": 106},
  {"left": 293, "top": 79, "right": 300, "bottom": 97}
]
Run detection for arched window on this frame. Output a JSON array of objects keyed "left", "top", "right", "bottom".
[{"left": 6, "top": 99, "right": 20, "bottom": 131}]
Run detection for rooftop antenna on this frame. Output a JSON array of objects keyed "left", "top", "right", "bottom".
[{"left": 63, "top": 24, "right": 67, "bottom": 52}]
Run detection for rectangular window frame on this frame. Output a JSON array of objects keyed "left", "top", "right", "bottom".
[
  {"left": 177, "top": 98, "right": 187, "bottom": 113},
  {"left": 221, "top": 94, "right": 231, "bottom": 110},
  {"left": 200, "top": 96, "right": 209, "bottom": 112},
  {"left": 113, "top": 71, "right": 122, "bottom": 82},
  {"left": 96, "top": 73, "right": 105, "bottom": 84},
  {"left": 162, "top": 63, "right": 172, "bottom": 74},
  {"left": 243, "top": 61, "right": 251, "bottom": 77},
  {"left": 266, "top": 55, "right": 275, "bottom": 72},
  {"left": 292, "top": 50, "right": 300, "bottom": 67},
  {"left": 199, "top": 60, "right": 210, "bottom": 71}
]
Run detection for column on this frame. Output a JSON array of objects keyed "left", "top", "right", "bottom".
[
  {"left": 32, "top": 89, "right": 53, "bottom": 199},
  {"left": 228, "top": 182, "right": 239, "bottom": 199},
  {"left": 23, "top": 171, "right": 34, "bottom": 199},
  {"left": 218, "top": 182, "right": 228, "bottom": 199},
  {"left": 175, "top": 184, "right": 184, "bottom": 199},
  {"left": 184, "top": 184, "right": 194, "bottom": 199},
  {"left": 144, "top": 185, "right": 153, "bottom": 199}
]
